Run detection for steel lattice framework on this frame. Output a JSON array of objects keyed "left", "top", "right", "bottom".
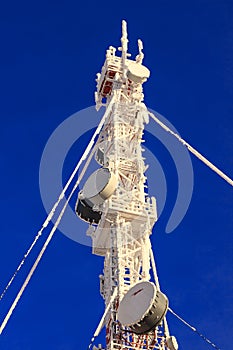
[
  {"left": 79, "top": 21, "right": 177, "bottom": 350},
  {"left": 0, "top": 20, "right": 228, "bottom": 350}
]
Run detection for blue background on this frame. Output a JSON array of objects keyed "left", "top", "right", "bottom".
[{"left": 0, "top": 1, "right": 232, "bottom": 349}]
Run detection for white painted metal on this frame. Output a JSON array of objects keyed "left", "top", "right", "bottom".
[
  {"left": 118, "top": 281, "right": 156, "bottom": 326},
  {"left": 87, "top": 20, "right": 176, "bottom": 349},
  {"left": 166, "top": 336, "right": 179, "bottom": 350}
]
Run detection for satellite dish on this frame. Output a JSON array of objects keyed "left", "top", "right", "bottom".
[
  {"left": 127, "top": 62, "right": 150, "bottom": 84},
  {"left": 118, "top": 281, "right": 168, "bottom": 334},
  {"left": 81, "top": 167, "right": 117, "bottom": 207},
  {"left": 76, "top": 167, "right": 117, "bottom": 224},
  {"left": 75, "top": 199, "right": 102, "bottom": 224}
]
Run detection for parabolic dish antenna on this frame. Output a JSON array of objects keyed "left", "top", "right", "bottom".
[{"left": 118, "top": 281, "right": 168, "bottom": 334}]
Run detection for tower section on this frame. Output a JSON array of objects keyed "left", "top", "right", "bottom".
[{"left": 76, "top": 21, "right": 178, "bottom": 350}]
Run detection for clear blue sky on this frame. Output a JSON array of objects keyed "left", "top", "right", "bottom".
[{"left": 0, "top": 1, "right": 232, "bottom": 349}]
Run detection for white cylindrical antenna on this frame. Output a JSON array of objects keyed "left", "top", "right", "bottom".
[
  {"left": 120, "top": 20, "right": 128, "bottom": 69},
  {"left": 136, "top": 39, "right": 144, "bottom": 64}
]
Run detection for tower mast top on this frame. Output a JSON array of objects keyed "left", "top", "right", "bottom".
[
  {"left": 120, "top": 20, "right": 129, "bottom": 67},
  {"left": 94, "top": 20, "right": 150, "bottom": 110}
]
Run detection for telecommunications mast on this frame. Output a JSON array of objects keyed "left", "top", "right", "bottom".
[
  {"left": 76, "top": 20, "right": 178, "bottom": 350},
  {"left": 0, "top": 19, "right": 228, "bottom": 349}
]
